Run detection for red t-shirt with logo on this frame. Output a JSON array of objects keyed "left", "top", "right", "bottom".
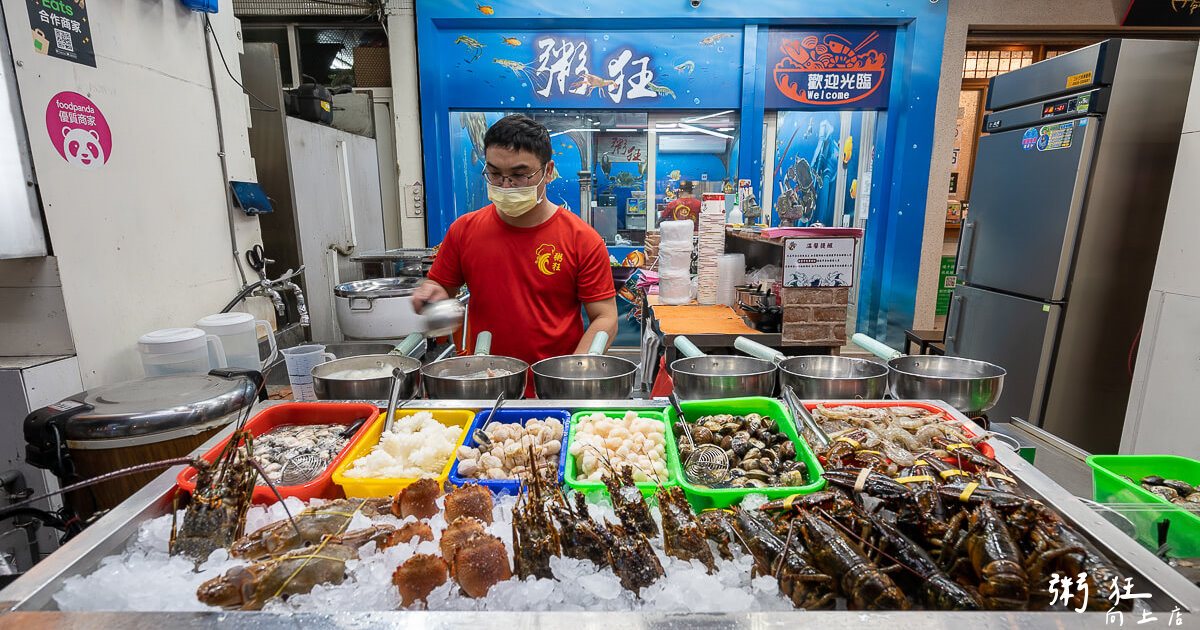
[
  {"left": 661, "top": 197, "right": 701, "bottom": 229},
  {"left": 427, "top": 205, "right": 616, "bottom": 367}
]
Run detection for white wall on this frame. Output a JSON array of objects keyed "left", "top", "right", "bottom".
[
  {"left": 2, "top": 3, "right": 261, "bottom": 388},
  {"left": 1120, "top": 47, "right": 1200, "bottom": 456},
  {"left": 912, "top": 0, "right": 1123, "bottom": 329}
]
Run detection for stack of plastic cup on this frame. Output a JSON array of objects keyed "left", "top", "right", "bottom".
[
  {"left": 696, "top": 193, "right": 726, "bottom": 304},
  {"left": 717, "top": 253, "right": 746, "bottom": 307},
  {"left": 281, "top": 344, "right": 336, "bottom": 401},
  {"left": 658, "top": 220, "right": 694, "bottom": 305}
]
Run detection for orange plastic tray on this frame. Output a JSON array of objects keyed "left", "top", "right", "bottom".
[
  {"left": 802, "top": 400, "right": 996, "bottom": 459},
  {"left": 176, "top": 402, "right": 380, "bottom": 503}
]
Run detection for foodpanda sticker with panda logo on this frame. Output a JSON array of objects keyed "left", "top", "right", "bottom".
[{"left": 45, "top": 91, "right": 111, "bottom": 170}]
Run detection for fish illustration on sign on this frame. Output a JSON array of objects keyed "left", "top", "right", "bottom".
[
  {"left": 475, "top": 2, "right": 494, "bottom": 15},
  {"left": 674, "top": 60, "right": 695, "bottom": 75},
  {"left": 455, "top": 36, "right": 485, "bottom": 62},
  {"left": 842, "top": 135, "right": 854, "bottom": 163},
  {"left": 700, "top": 33, "right": 734, "bottom": 46},
  {"left": 667, "top": 170, "right": 681, "bottom": 181},
  {"left": 501, "top": 36, "right": 521, "bottom": 46}
]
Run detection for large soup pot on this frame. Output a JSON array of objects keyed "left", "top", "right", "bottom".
[
  {"left": 23, "top": 370, "right": 259, "bottom": 519},
  {"left": 334, "top": 278, "right": 465, "bottom": 340}
]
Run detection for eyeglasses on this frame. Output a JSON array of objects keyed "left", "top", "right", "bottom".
[{"left": 483, "top": 166, "right": 545, "bottom": 187}]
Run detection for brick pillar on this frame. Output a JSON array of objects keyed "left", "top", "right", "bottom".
[{"left": 779, "top": 287, "right": 849, "bottom": 347}]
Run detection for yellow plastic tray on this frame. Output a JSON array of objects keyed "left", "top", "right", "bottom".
[{"left": 331, "top": 408, "right": 475, "bottom": 498}]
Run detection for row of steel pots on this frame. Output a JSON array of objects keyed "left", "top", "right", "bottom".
[
  {"left": 309, "top": 331, "right": 638, "bottom": 401},
  {"left": 669, "top": 334, "right": 1005, "bottom": 416}
]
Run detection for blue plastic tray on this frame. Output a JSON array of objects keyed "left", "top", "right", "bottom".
[{"left": 447, "top": 408, "right": 572, "bottom": 495}]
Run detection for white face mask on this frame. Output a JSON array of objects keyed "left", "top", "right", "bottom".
[{"left": 487, "top": 169, "right": 549, "bottom": 217}]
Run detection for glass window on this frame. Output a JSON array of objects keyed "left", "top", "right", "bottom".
[
  {"left": 243, "top": 26, "right": 293, "bottom": 86},
  {"left": 296, "top": 27, "right": 387, "bottom": 87},
  {"left": 446, "top": 109, "right": 740, "bottom": 246}
]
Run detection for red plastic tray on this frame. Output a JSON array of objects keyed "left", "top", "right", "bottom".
[
  {"left": 177, "top": 402, "right": 379, "bottom": 503},
  {"left": 802, "top": 400, "right": 996, "bottom": 459}
]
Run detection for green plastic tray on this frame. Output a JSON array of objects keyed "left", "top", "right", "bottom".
[
  {"left": 565, "top": 409, "right": 677, "bottom": 499},
  {"left": 665, "top": 396, "right": 826, "bottom": 511},
  {"left": 1086, "top": 454, "right": 1200, "bottom": 557}
]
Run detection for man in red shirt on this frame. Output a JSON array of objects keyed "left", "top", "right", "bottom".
[
  {"left": 661, "top": 180, "right": 701, "bottom": 230},
  {"left": 412, "top": 114, "right": 618, "bottom": 369}
]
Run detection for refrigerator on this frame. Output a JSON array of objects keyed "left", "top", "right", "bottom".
[{"left": 946, "top": 39, "right": 1197, "bottom": 454}]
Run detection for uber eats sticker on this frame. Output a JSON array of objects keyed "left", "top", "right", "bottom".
[{"left": 26, "top": 0, "right": 95, "bottom": 67}]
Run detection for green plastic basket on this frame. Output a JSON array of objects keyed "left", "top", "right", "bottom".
[
  {"left": 665, "top": 396, "right": 825, "bottom": 511},
  {"left": 565, "top": 409, "right": 677, "bottom": 499},
  {"left": 1086, "top": 454, "right": 1200, "bottom": 557}
]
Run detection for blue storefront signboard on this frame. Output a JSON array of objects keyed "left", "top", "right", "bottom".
[
  {"left": 764, "top": 28, "right": 895, "bottom": 110},
  {"left": 439, "top": 30, "right": 743, "bottom": 109}
]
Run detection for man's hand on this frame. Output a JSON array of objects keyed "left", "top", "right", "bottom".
[{"left": 412, "top": 280, "right": 451, "bottom": 313}]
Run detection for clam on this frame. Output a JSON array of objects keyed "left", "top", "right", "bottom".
[
  {"left": 731, "top": 432, "right": 752, "bottom": 456},
  {"left": 692, "top": 426, "right": 715, "bottom": 445},
  {"left": 779, "top": 441, "right": 796, "bottom": 461},
  {"left": 745, "top": 479, "right": 768, "bottom": 488},
  {"left": 779, "top": 470, "right": 807, "bottom": 486},
  {"left": 1141, "top": 475, "right": 1166, "bottom": 486},
  {"left": 743, "top": 447, "right": 763, "bottom": 462}
]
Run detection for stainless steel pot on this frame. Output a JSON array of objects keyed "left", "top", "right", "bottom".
[
  {"left": 734, "top": 336, "right": 887, "bottom": 400},
  {"left": 421, "top": 331, "right": 528, "bottom": 399},
  {"left": 311, "top": 335, "right": 423, "bottom": 400},
  {"left": 887, "top": 355, "right": 1006, "bottom": 416},
  {"left": 334, "top": 278, "right": 465, "bottom": 340},
  {"left": 531, "top": 331, "right": 637, "bottom": 400},
  {"left": 669, "top": 335, "right": 775, "bottom": 400},
  {"left": 851, "top": 333, "right": 1006, "bottom": 415},
  {"left": 778, "top": 356, "right": 888, "bottom": 399}
]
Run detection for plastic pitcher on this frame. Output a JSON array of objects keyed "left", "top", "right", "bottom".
[
  {"left": 138, "top": 328, "right": 227, "bottom": 377},
  {"left": 282, "top": 344, "right": 336, "bottom": 401},
  {"left": 196, "top": 312, "right": 278, "bottom": 371}
]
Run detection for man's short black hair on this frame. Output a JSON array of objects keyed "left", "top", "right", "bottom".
[
  {"left": 679, "top": 180, "right": 695, "bottom": 194},
  {"left": 484, "top": 114, "right": 552, "bottom": 165}
]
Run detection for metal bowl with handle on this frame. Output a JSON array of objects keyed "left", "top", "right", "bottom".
[
  {"left": 311, "top": 334, "right": 424, "bottom": 400},
  {"left": 531, "top": 331, "right": 637, "bottom": 400},
  {"left": 851, "top": 333, "right": 1006, "bottom": 415},
  {"left": 734, "top": 336, "right": 888, "bottom": 399},
  {"left": 669, "top": 335, "right": 776, "bottom": 400},
  {"left": 421, "top": 331, "right": 528, "bottom": 399}
]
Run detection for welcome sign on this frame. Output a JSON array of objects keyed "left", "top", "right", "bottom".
[{"left": 765, "top": 27, "right": 895, "bottom": 110}]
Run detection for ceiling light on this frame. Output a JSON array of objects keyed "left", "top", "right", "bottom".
[
  {"left": 681, "top": 110, "right": 734, "bottom": 124},
  {"left": 678, "top": 123, "right": 733, "bottom": 139}
]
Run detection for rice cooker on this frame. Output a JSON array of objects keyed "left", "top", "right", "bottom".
[{"left": 334, "top": 277, "right": 425, "bottom": 340}]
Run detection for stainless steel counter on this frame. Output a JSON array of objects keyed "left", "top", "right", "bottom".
[{"left": 2, "top": 399, "right": 1198, "bottom": 628}]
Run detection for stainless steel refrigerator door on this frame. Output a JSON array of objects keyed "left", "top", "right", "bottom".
[
  {"left": 945, "top": 284, "right": 1061, "bottom": 426},
  {"left": 958, "top": 117, "right": 1099, "bottom": 301}
]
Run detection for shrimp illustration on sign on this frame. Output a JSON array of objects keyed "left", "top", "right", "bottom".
[
  {"left": 570, "top": 73, "right": 618, "bottom": 97},
  {"left": 493, "top": 58, "right": 548, "bottom": 92},
  {"left": 501, "top": 36, "right": 522, "bottom": 47},
  {"left": 475, "top": 2, "right": 494, "bottom": 15},
  {"left": 700, "top": 33, "right": 734, "bottom": 46},
  {"left": 645, "top": 82, "right": 676, "bottom": 99},
  {"left": 455, "top": 36, "right": 485, "bottom": 62},
  {"left": 674, "top": 60, "right": 696, "bottom": 75}
]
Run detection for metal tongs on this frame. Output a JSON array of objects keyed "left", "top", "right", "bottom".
[{"left": 782, "top": 385, "right": 831, "bottom": 449}]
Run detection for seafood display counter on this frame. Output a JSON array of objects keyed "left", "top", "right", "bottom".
[{"left": 2, "top": 399, "right": 1199, "bottom": 629}]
